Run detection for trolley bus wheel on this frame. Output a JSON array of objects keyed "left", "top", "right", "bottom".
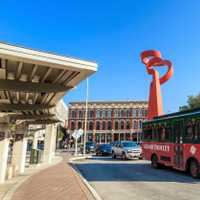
[
  {"left": 151, "top": 154, "right": 160, "bottom": 169},
  {"left": 190, "top": 160, "right": 200, "bottom": 179}
]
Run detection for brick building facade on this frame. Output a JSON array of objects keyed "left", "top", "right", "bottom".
[{"left": 68, "top": 101, "right": 148, "bottom": 143}]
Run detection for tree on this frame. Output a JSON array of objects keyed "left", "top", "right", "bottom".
[{"left": 180, "top": 93, "right": 200, "bottom": 111}]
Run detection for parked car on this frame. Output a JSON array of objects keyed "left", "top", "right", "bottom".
[
  {"left": 80, "top": 141, "right": 96, "bottom": 153},
  {"left": 112, "top": 141, "right": 142, "bottom": 160},
  {"left": 96, "top": 144, "right": 112, "bottom": 156}
]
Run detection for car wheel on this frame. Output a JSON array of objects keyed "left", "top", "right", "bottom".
[
  {"left": 122, "top": 152, "right": 127, "bottom": 160},
  {"left": 112, "top": 151, "right": 116, "bottom": 159},
  {"left": 190, "top": 160, "right": 200, "bottom": 178}
]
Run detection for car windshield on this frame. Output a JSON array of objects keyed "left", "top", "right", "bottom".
[{"left": 122, "top": 142, "right": 138, "bottom": 148}]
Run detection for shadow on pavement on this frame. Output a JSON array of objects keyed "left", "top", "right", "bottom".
[{"left": 74, "top": 156, "right": 200, "bottom": 184}]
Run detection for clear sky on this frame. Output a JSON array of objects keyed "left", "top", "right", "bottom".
[{"left": 0, "top": 0, "right": 199, "bottom": 112}]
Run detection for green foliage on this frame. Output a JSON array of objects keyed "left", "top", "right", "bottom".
[{"left": 180, "top": 93, "right": 200, "bottom": 111}]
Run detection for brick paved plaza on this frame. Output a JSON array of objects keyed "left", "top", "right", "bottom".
[{"left": 12, "top": 153, "right": 94, "bottom": 200}]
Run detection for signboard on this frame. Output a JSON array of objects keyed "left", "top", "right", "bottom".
[{"left": 72, "top": 129, "right": 83, "bottom": 140}]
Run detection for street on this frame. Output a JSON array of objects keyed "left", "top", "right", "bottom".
[{"left": 74, "top": 156, "right": 200, "bottom": 200}]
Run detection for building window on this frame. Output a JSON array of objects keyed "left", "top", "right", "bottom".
[
  {"left": 102, "top": 110, "right": 106, "bottom": 118},
  {"left": 139, "top": 120, "right": 142, "bottom": 129},
  {"left": 136, "top": 109, "right": 139, "bottom": 117},
  {"left": 133, "top": 120, "right": 137, "bottom": 129},
  {"left": 139, "top": 109, "right": 143, "bottom": 117},
  {"left": 89, "top": 121, "right": 93, "bottom": 130},
  {"left": 96, "top": 133, "right": 100, "bottom": 143},
  {"left": 78, "top": 121, "right": 82, "bottom": 129},
  {"left": 107, "top": 110, "right": 112, "bottom": 118},
  {"left": 107, "top": 133, "right": 112, "bottom": 143},
  {"left": 96, "top": 110, "right": 100, "bottom": 118},
  {"left": 101, "top": 133, "right": 105, "bottom": 143},
  {"left": 132, "top": 109, "right": 136, "bottom": 118},
  {"left": 114, "top": 109, "right": 118, "bottom": 118},
  {"left": 78, "top": 111, "right": 83, "bottom": 118},
  {"left": 89, "top": 110, "right": 94, "bottom": 118},
  {"left": 126, "top": 121, "right": 130, "bottom": 129},
  {"left": 71, "top": 121, "right": 75, "bottom": 130},
  {"left": 96, "top": 121, "right": 100, "bottom": 130},
  {"left": 115, "top": 121, "right": 119, "bottom": 130},
  {"left": 120, "top": 121, "right": 124, "bottom": 130},
  {"left": 120, "top": 109, "right": 124, "bottom": 118},
  {"left": 126, "top": 109, "right": 130, "bottom": 118},
  {"left": 108, "top": 121, "right": 112, "bottom": 130},
  {"left": 102, "top": 121, "right": 106, "bottom": 130},
  {"left": 71, "top": 111, "right": 76, "bottom": 118}
]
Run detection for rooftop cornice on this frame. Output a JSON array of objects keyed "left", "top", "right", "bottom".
[{"left": 69, "top": 100, "right": 148, "bottom": 106}]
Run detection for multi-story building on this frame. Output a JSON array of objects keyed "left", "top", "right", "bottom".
[{"left": 68, "top": 101, "right": 148, "bottom": 143}]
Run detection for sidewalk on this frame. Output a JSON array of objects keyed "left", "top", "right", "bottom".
[
  {"left": 0, "top": 155, "right": 62, "bottom": 200},
  {"left": 11, "top": 153, "right": 94, "bottom": 200}
]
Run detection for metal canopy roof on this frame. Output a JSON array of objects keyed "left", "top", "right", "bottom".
[{"left": 0, "top": 42, "right": 97, "bottom": 124}]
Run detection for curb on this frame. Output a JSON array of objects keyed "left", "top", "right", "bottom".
[{"left": 69, "top": 156, "right": 103, "bottom": 200}]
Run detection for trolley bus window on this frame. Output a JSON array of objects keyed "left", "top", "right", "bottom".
[
  {"left": 185, "top": 121, "right": 194, "bottom": 142},
  {"left": 143, "top": 125, "right": 153, "bottom": 141},
  {"left": 165, "top": 125, "right": 172, "bottom": 142},
  {"left": 157, "top": 124, "right": 171, "bottom": 142},
  {"left": 194, "top": 120, "right": 200, "bottom": 142}
]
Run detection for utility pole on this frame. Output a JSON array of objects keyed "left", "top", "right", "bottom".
[{"left": 83, "top": 78, "right": 89, "bottom": 155}]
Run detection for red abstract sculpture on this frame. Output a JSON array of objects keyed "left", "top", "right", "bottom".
[{"left": 140, "top": 50, "right": 173, "bottom": 120}]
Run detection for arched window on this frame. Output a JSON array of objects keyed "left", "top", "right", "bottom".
[
  {"left": 89, "top": 121, "right": 93, "bottom": 130},
  {"left": 115, "top": 121, "right": 119, "bottom": 130},
  {"left": 96, "top": 121, "right": 100, "bottom": 130},
  {"left": 71, "top": 121, "right": 75, "bottom": 130},
  {"left": 126, "top": 109, "right": 130, "bottom": 118},
  {"left": 107, "top": 110, "right": 112, "bottom": 118},
  {"left": 102, "top": 121, "right": 106, "bottom": 130},
  {"left": 132, "top": 109, "right": 136, "bottom": 118},
  {"left": 114, "top": 110, "right": 118, "bottom": 118},
  {"left": 108, "top": 121, "right": 112, "bottom": 130},
  {"left": 139, "top": 109, "right": 142, "bottom": 117},
  {"left": 126, "top": 121, "right": 130, "bottom": 129},
  {"left": 71, "top": 111, "right": 76, "bottom": 118},
  {"left": 136, "top": 109, "right": 139, "bottom": 117},
  {"left": 89, "top": 110, "right": 94, "bottom": 118},
  {"left": 78, "top": 121, "right": 82, "bottom": 129},
  {"left": 79, "top": 111, "right": 83, "bottom": 118},
  {"left": 102, "top": 110, "right": 106, "bottom": 118},
  {"left": 96, "top": 110, "right": 100, "bottom": 118},
  {"left": 120, "top": 110, "right": 124, "bottom": 118},
  {"left": 120, "top": 121, "right": 124, "bottom": 130}
]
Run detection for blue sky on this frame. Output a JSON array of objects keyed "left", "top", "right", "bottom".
[{"left": 0, "top": 0, "right": 199, "bottom": 112}]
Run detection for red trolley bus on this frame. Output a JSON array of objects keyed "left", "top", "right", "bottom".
[{"left": 142, "top": 107, "right": 200, "bottom": 178}]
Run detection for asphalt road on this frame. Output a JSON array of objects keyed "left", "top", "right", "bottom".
[{"left": 74, "top": 156, "right": 200, "bottom": 200}]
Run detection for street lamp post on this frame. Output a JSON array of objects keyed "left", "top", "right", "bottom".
[{"left": 83, "top": 78, "right": 89, "bottom": 155}]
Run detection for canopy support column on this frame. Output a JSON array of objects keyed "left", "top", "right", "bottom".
[
  {"left": 11, "top": 135, "right": 28, "bottom": 174},
  {"left": 44, "top": 124, "right": 57, "bottom": 164},
  {"left": 0, "top": 135, "right": 9, "bottom": 183}
]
